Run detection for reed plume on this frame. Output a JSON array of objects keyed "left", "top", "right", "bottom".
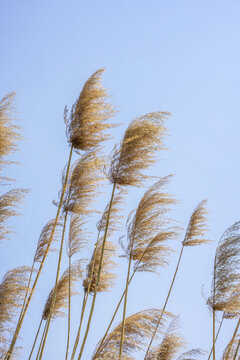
[
  {"left": 207, "top": 221, "right": 240, "bottom": 359},
  {"left": 93, "top": 309, "right": 173, "bottom": 359},
  {"left": 0, "top": 189, "right": 28, "bottom": 243},
  {"left": 42, "top": 262, "right": 83, "bottom": 320},
  {"left": 0, "top": 266, "right": 30, "bottom": 358},
  {"left": 66, "top": 214, "right": 89, "bottom": 259},
  {"left": 0, "top": 92, "right": 21, "bottom": 174},
  {"left": 83, "top": 239, "right": 117, "bottom": 294},
  {"left": 222, "top": 333, "right": 240, "bottom": 360},
  {"left": 65, "top": 69, "right": 116, "bottom": 151},
  {"left": 109, "top": 112, "right": 169, "bottom": 187},
  {"left": 145, "top": 318, "right": 185, "bottom": 360},
  {"left": 176, "top": 349, "right": 205, "bottom": 360},
  {"left": 145, "top": 200, "right": 209, "bottom": 359}
]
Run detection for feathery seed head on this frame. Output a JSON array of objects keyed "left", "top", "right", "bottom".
[
  {"left": 65, "top": 69, "right": 116, "bottom": 150},
  {"left": 109, "top": 112, "right": 169, "bottom": 187},
  {"left": 67, "top": 213, "right": 89, "bottom": 258},
  {"left": 83, "top": 239, "right": 117, "bottom": 293},
  {"left": 182, "top": 200, "right": 209, "bottom": 247}
]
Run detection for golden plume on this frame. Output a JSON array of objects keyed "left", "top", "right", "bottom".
[
  {"left": 34, "top": 219, "right": 62, "bottom": 263},
  {"left": 0, "top": 92, "right": 22, "bottom": 174},
  {"left": 93, "top": 309, "right": 173, "bottom": 359},
  {"left": 65, "top": 69, "right": 116, "bottom": 150},
  {"left": 63, "top": 150, "right": 104, "bottom": 215},
  {"left": 42, "top": 261, "right": 83, "bottom": 320},
  {"left": 222, "top": 334, "right": 240, "bottom": 360},
  {"left": 125, "top": 176, "right": 178, "bottom": 273},
  {"left": 97, "top": 188, "right": 126, "bottom": 236},
  {"left": 145, "top": 318, "right": 185, "bottom": 360},
  {"left": 207, "top": 220, "right": 240, "bottom": 315},
  {"left": 182, "top": 200, "right": 209, "bottom": 246},
  {"left": 0, "top": 189, "right": 28, "bottom": 242},
  {"left": 0, "top": 266, "right": 30, "bottom": 356},
  {"left": 83, "top": 239, "right": 117, "bottom": 293},
  {"left": 109, "top": 112, "right": 169, "bottom": 187},
  {"left": 66, "top": 213, "right": 89, "bottom": 258}
]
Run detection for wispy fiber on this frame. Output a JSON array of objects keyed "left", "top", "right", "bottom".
[
  {"left": 65, "top": 69, "right": 116, "bottom": 151},
  {"left": 0, "top": 93, "right": 21, "bottom": 174},
  {"left": 66, "top": 214, "right": 88, "bottom": 258},
  {"left": 93, "top": 309, "right": 173, "bottom": 359},
  {"left": 42, "top": 262, "right": 83, "bottom": 320},
  {"left": 0, "top": 266, "right": 30, "bottom": 357},
  {"left": 182, "top": 200, "right": 209, "bottom": 247},
  {"left": 145, "top": 318, "right": 185, "bottom": 360},
  {"left": 109, "top": 112, "right": 169, "bottom": 187},
  {"left": 176, "top": 349, "right": 206, "bottom": 360},
  {"left": 83, "top": 239, "right": 117, "bottom": 294},
  {"left": 0, "top": 189, "right": 28, "bottom": 242}
]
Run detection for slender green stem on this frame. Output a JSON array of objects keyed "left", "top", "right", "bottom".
[
  {"left": 36, "top": 320, "right": 48, "bottom": 360},
  {"left": 5, "top": 145, "right": 73, "bottom": 360},
  {"left": 93, "top": 239, "right": 156, "bottom": 359},
  {"left": 71, "top": 232, "right": 101, "bottom": 360},
  {"left": 28, "top": 317, "right": 43, "bottom": 360},
  {"left": 65, "top": 255, "right": 72, "bottom": 360},
  {"left": 38, "top": 208, "right": 69, "bottom": 360},
  {"left": 144, "top": 245, "right": 185, "bottom": 359},
  {"left": 119, "top": 251, "right": 133, "bottom": 359},
  {"left": 77, "top": 182, "right": 116, "bottom": 360},
  {"left": 207, "top": 314, "right": 224, "bottom": 360}
]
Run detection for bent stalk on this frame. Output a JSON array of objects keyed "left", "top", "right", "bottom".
[
  {"left": 207, "top": 314, "right": 224, "bottom": 360},
  {"left": 28, "top": 317, "right": 43, "bottom": 360}
]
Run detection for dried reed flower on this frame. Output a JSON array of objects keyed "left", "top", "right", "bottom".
[
  {"left": 42, "top": 261, "right": 83, "bottom": 320},
  {"left": 0, "top": 188, "right": 28, "bottom": 242},
  {"left": 97, "top": 188, "right": 126, "bottom": 236},
  {"left": 66, "top": 213, "right": 89, "bottom": 258},
  {"left": 222, "top": 334, "right": 240, "bottom": 360},
  {"left": 0, "top": 266, "right": 30, "bottom": 343},
  {"left": 145, "top": 318, "right": 185, "bottom": 360},
  {"left": 63, "top": 150, "right": 104, "bottom": 215},
  {"left": 65, "top": 69, "right": 116, "bottom": 150},
  {"left": 93, "top": 309, "right": 173, "bottom": 359},
  {"left": 0, "top": 93, "right": 22, "bottom": 173},
  {"left": 176, "top": 349, "right": 206, "bottom": 360},
  {"left": 109, "top": 112, "right": 169, "bottom": 187},
  {"left": 83, "top": 239, "right": 117, "bottom": 293},
  {"left": 207, "top": 221, "right": 240, "bottom": 315},
  {"left": 182, "top": 200, "right": 209, "bottom": 246},
  {"left": 123, "top": 176, "right": 178, "bottom": 273},
  {"left": 34, "top": 219, "right": 62, "bottom": 263}
]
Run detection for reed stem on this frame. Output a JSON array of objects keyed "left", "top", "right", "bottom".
[
  {"left": 212, "top": 254, "right": 216, "bottom": 360},
  {"left": 28, "top": 317, "right": 43, "bottom": 360},
  {"left": 65, "top": 254, "right": 72, "bottom": 360},
  {"left": 144, "top": 245, "right": 184, "bottom": 359},
  {"left": 71, "top": 232, "right": 100, "bottom": 360},
  {"left": 233, "top": 337, "right": 240, "bottom": 360},
  {"left": 225, "top": 318, "right": 240, "bottom": 360},
  {"left": 5, "top": 145, "right": 73, "bottom": 360},
  {"left": 36, "top": 320, "right": 48, "bottom": 360},
  {"left": 38, "top": 207, "right": 69, "bottom": 360},
  {"left": 77, "top": 182, "right": 116, "bottom": 360},
  {"left": 207, "top": 314, "right": 224, "bottom": 360}
]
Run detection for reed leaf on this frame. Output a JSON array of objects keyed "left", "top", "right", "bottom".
[
  {"left": 93, "top": 309, "right": 173, "bottom": 359},
  {"left": 109, "top": 112, "right": 169, "bottom": 187},
  {"left": 65, "top": 69, "right": 116, "bottom": 151}
]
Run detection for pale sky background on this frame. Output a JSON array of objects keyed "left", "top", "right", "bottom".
[{"left": 1, "top": 1, "right": 240, "bottom": 359}]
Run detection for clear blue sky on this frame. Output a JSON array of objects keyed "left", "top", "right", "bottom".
[{"left": 1, "top": 1, "right": 240, "bottom": 359}]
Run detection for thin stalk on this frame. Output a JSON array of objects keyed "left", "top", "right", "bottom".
[
  {"left": 38, "top": 208, "right": 69, "bottom": 360},
  {"left": 93, "top": 239, "right": 155, "bottom": 359},
  {"left": 65, "top": 254, "right": 72, "bottom": 360},
  {"left": 19, "top": 260, "right": 35, "bottom": 325},
  {"left": 77, "top": 182, "right": 116, "bottom": 360},
  {"left": 144, "top": 245, "right": 185, "bottom": 359},
  {"left": 71, "top": 232, "right": 101, "bottom": 360},
  {"left": 5, "top": 145, "right": 73, "bottom": 360},
  {"left": 207, "top": 314, "right": 224, "bottom": 360},
  {"left": 225, "top": 318, "right": 240, "bottom": 360},
  {"left": 36, "top": 320, "right": 48, "bottom": 360},
  {"left": 233, "top": 337, "right": 240, "bottom": 360},
  {"left": 212, "top": 254, "right": 217, "bottom": 360},
  {"left": 28, "top": 317, "right": 43, "bottom": 360},
  {"left": 119, "top": 250, "right": 133, "bottom": 358}
]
